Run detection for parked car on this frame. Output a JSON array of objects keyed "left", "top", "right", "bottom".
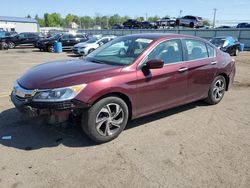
[
  {"left": 36, "top": 33, "right": 88, "bottom": 52},
  {"left": 216, "top": 26, "right": 231, "bottom": 29},
  {"left": 0, "top": 31, "right": 17, "bottom": 38},
  {"left": 0, "top": 32, "right": 43, "bottom": 48},
  {"left": 11, "top": 33, "right": 235, "bottom": 143},
  {"left": 141, "top": 21, "right": 158, "bottom": 29},
  {"left": 123, "top": 19, "right": 142, "bottom": 29},
  {"left": 236, "top": 23, "right": 250, "bottom": 28},
  {"left": 72, "top": 35, "right": 116, "bottom": 56},
  {"left": 210, "top": 36, "right": 244, "bottom": 56},
  {"left": 176, "top": 15, "right": 203, "bottom": 28},
  {"left": 157, "top": 17, "right": 176, "bottom": 28},
  {"left": 112, "top": 24, "right": 123, "bottom": 29}
]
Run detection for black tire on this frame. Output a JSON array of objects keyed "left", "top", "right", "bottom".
[
  {"left": 234, "top": 48, "right": 239, "bottom": 56},
  {"left": 47, "top": 45, "right": 54, "bottom": 53},
  {"left": 176, "top": 19, "right": 180, "bottom": 26},
  {"left": 81, "top": 96, "right": 129, "bottom": 143},
  {"left": 190, "top": 22, "right": 195, "bottom": 28},
  {"left": 88, "top": 48, "right": 95, "bottom": 54},
  {"left": 205, "top": 75, "right": 226, "bottom": 105},
  {"left": 8, "top": 42, "right": 15, "bottom": 49}
]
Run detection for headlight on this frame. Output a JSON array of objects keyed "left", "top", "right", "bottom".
[
  {"left": 32, "top": 84, "right": 87, "bottom": 102},
  {"left": 223, "top": 41, "right": 229, "bottom": 48}
]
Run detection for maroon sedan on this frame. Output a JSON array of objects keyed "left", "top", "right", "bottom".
[{"left": 11, "top": 34, "right": 236, "bottom": 143}]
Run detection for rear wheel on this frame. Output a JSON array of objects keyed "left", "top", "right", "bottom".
[
  {"left": 81, "top": 96, "right": 129, "bottom": 143},
  {"left": 205, "top": 75, "right": 226, "bottom": 105},
  {"left": 190, "top": 22, "right": 195, "bottom": 28},
  {"left": 8, "top": 42, "right": 15, "bottom": 49},
  {"left": 234, "top": 48, "right": 239, "bottom": 56}
]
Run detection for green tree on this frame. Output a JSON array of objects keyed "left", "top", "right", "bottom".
[
  {"left": 35, "top": 14, "right": 45, "bottom": 27},
  {"left": 65, "top": 14, "right": 79, "bottom": 27},
  {"left": 136, "top": 16, "right": 144, "bottom": 22},
  {"left": 203, "top": 20, "right": 211, "bottom": 26},
  {"left": 80, "top": 16, "right": 94, "bottom": 29},
  {"left": 148, "top": 15, "right": 160, "bottom": 22}
]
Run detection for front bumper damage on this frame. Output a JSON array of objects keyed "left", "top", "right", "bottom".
[{"left": 11, "top": 90, "right": 88, "bottom": 124}]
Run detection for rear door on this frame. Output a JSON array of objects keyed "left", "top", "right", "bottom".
[{"left": 182, "top": 39, "right": 217, "bottom": 102}]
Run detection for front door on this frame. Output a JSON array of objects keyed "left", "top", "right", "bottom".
[{"left": 135, "top": 39, "right": 188, "bottom": 117}]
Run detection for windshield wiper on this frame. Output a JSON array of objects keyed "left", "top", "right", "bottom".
[{"left": 87, "top": 58, "right": 104, "bottom": 64}]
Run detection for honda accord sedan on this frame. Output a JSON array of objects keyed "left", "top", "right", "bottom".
[{"left": 11, "top": 34, "right": 236, "bottom": 143}]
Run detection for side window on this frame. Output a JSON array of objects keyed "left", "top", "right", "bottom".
[
  {"left": 68, "top": 34, "right": 74, "bottom": 39},
  {"left": 147, "top": 39, "right": 183, "bottom": 64},
  {"left": 207, "top": 44, "right": 215, "bottom": 57},
  {"left": 18, "top": 33, "right": 25, "bottom": 38},
  {"left": 100, "top": 38, "right": 109, "bottom": 44},
  {"left": 61, "top": 34, "right": 70, "bottom": 40},
  {"left": 76, "top": 34, "right": 84, "bottom": 38},
  {"left": 184, "top": 39, "right": 208, "bottom": 61}
]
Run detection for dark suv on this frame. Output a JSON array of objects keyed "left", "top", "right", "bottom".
[
  {"left": 123, "top": 19, "right": 142, "bottom": 29},
  {"left": 0, "top": 32, "right": 43, "bottom": 48},
  {"left": 36, "top": 33, "right": 88, "bottom": 52}
]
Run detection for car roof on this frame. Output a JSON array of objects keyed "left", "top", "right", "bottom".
[
  {"left": 213, "top": 36, "right": 235, "bottom": 40},
  {"left": 123, "top": 33, "right": 202, "bottom": 41}
]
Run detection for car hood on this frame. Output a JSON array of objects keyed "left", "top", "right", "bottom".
[
  {"left": 74, "top": 42, "right": 95, "bottom": 48},
  {"left": 18, "top": 59, "right": 122, "bottom": 89}
]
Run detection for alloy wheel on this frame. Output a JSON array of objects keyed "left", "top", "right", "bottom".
[
  {"left": 8, "top": 42, "right": 15, "bottom": 49},
  {"left": 95, "top": 103, "right": 124, "bottom": 137},
  {"left": 212, "top": 79, "right": 225, "bottom": 101}
]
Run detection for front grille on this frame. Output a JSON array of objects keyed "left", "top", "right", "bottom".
[{"left": 30, "top": 101, "right": 75, "bottom": 110}]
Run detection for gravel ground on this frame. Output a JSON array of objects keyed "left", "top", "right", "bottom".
[{"left": 0, "top": 48, "right": 249, "bottom": 188}]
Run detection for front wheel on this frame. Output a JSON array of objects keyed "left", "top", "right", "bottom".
[
  {"left": 205, "top": 76, "right": 226, "bottom": 105},
  {"left": 47, "top": 45, "right": 54, "bottom": 53},
  {"left": 82, "top": 96, "right": 129, "bottom": 143}
]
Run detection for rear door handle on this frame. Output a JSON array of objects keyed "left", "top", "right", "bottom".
[
  {"left": 211, "top": 61, "right": 218, "bottom": 65},
  {"left": 179, "top": 67, "right": 188, "bottom": 72}
]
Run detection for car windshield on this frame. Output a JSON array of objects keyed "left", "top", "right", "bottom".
[
  {"left": 50, "top": 33, "right": 62, "bottom": 40},
  {"left": 86, "top": 36, "right": 154, "bottom": 66},
  {"left": 211, "top": 38, "right": 226, "bottom": 46},
  {"left": 86, "top": 37, "right": 100, "bottom": 43}
]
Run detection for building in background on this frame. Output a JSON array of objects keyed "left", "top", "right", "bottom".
[{"left": 0, "top": 16, "right": 39, "bottom": 33}]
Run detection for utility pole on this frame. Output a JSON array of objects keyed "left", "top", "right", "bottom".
[
  {"left": 145, "top": 13, "right": 148, "bottom": 21},
  {"left": 179, "top": 10, "right": 183, "bottom": 18},
  {"left": 213, "top": 8, "right": 217, "bottom": 28}
]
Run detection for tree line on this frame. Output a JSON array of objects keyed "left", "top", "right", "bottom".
[
  {"left": 28, "top": 13, "right": 167, "bottom": 29},
  {"left": 27, "top": 13, "right": 210, "bottom": 29}
]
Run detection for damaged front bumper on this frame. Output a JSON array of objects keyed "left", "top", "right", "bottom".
[{"left": 10, "top": 91, "right": 88, "bottom": 124}]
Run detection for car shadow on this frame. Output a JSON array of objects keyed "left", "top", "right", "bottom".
[{"left": 0, "top": 101, "right": 207, "bottom": 150}]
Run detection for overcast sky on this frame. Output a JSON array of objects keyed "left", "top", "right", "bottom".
[{"left": 1, "top": 0, "right": 249, "bottom": 21}]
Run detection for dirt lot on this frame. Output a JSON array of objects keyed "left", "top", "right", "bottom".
[{"left": 0, "top": 48, "right": 250, "bottom": 188}]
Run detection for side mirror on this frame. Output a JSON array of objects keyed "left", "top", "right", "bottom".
[{"left": 146, "top": 59, "right": 164, "bottom": 69}]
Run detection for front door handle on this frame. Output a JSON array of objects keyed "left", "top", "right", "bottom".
[
  {"left": 211, "top": 61, "right": 218, "bottom": 65},
  {"left": 179, "top": 67, "right": 188, "bottom": 73}
]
